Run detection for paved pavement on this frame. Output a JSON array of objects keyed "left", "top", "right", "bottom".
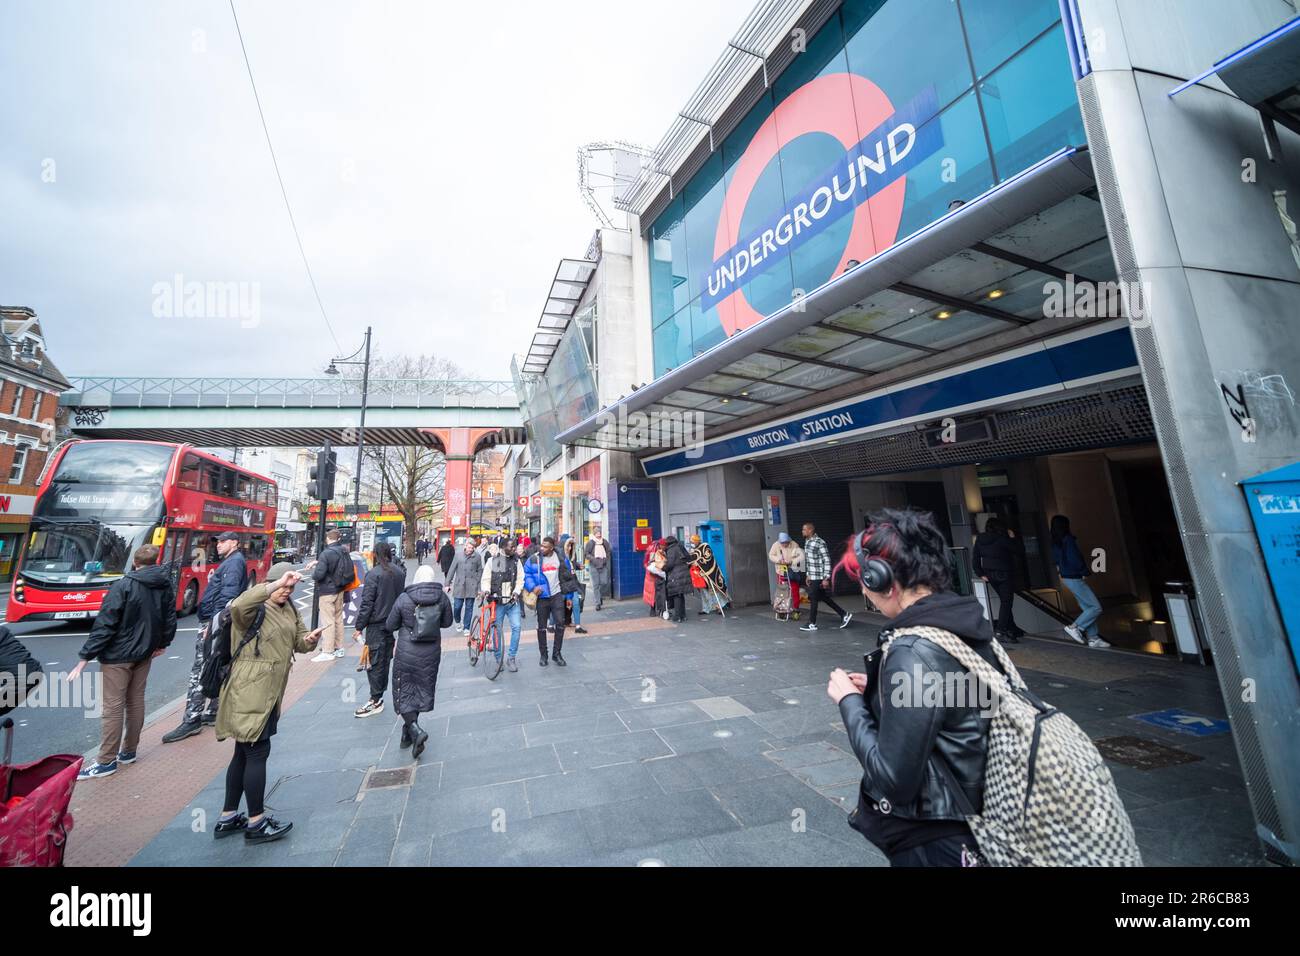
[{"left": 61, "top": 571, "right": 1264, "bottom": 868}]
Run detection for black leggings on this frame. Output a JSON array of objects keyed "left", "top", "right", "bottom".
[{"left": 224, "top": 739, "right": 272, "bottom": 818}]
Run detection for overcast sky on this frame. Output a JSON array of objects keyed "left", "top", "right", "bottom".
[{"left": 0, "top": 0, "right": 750, "bottom": 383}]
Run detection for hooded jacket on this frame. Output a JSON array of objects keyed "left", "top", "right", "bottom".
[
  {"left": 386, "top": 580, "right": 452, "bottom": 716},
  {"left": 216, "top": 581, "right": 315, "bottom": 743},
  {"left": 523, "top": 550, "right": 574, "bottom": 599},
  {"left": 79, "top": 564, "right": 178, "bottom": 665},
  {"left": 838, "top": 591, "right": 1002, "bottom": 838},
  {"left": 660, "top": 537, "right": 693, "bottom": 597},
  {"left": 0, "top": 627, "right": 42, "bottom": 717},
  {"left": 972, "top": 530, "right": 1016, "bottom": 577},
  {"left": 354, "top": 560, "right": 406, "bottom": 638}
]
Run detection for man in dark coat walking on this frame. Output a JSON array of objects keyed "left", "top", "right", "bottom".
[
  {"left": 385, "top": 564, "right": 453, "bottom": 759},
  {"left": 437, "top": 538, "right": 456, "bottom": 576},
  {"left": 352, "top": 542, "right": 406, "bottom": 717},
  {"left": 70, "top": 544, "right": 177, "bottom": 778},
  {"left": 164, "top": 530, "right": 246, "bottom": 743}
]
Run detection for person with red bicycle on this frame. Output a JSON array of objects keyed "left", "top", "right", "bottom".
[{"left": 479, "top": 539, "right": 525, "bottom": 672}]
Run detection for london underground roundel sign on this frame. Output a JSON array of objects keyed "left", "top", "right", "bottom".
[{"left": 705, "top": 75, "right": 941, "bottom": 336}]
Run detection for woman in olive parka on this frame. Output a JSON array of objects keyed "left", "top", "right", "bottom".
[{"left": 213, "top": 562, "right": 323, "bottom": 845}]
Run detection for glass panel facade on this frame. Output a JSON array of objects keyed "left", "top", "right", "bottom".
[{"left": 649, "top": 0, "right": 1086, "bottom": 376}]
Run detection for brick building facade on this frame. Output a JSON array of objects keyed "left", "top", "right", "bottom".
[{"left": 0, "top": 306, "right": 71, "bottom": 580}]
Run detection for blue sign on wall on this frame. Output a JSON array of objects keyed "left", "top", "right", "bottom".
[
  {"left": 1241, "top": 461, "right": 1300, "bottom": 675},
  {"left": 643, "top": 323, "right": 1139, "bottom": 477},
  {"left": 1130, "top": 709, "right": 1231, "bottom": 737}
]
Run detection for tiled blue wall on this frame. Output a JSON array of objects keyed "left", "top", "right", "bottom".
[{"left": 606, "top": 480, "right": 662, "bottom": 599}]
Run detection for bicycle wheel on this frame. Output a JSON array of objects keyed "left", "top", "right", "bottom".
[
  {"left": 467, "top": 614, "right": 481, "bottom": 666},
  {"left": 482, "top": 621, "right": 504, "bottom": 681}
]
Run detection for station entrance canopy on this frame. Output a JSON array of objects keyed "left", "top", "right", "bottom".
[{"left": 557, "top": 148, "right": 1143, "bottom": 476}]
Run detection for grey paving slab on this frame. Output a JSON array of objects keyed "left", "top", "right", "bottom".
[
  {"left": 554, "top": 730, "right": 675, "bottom": 771},
  {"left": 520, "top": 711, "right": 629, "bottom": 747},
  {"left": 402, "top": 779, "right": 532, "bottom": 840},
  {"left": 590, "top": 837, "right": 719, "bottom": 867},
  {"left": 437, "top": 743, "right": 563, "bottom": 792},
  {"left": 265, "top": 768, "right": 365, "bottom": 812},
  {"left": 428, "top": 809, "right": 595, "bottom": 867},
  {"left": 336, "top": 813, "right": 399, "bottom": 867},
  {"left": 786, "top": 756, "right": 864, "bottom": 790},
  {"left": 524, "top": 761, "right": 659, "bottom": 817},
  {"left": 761, "top": 739, "right": 853, "bottom": 771},
  {"left": 445, "top": 703, "right": 544, "bottom": 736},
  {"left": 615, "top": 700, "right": 713, "bottom": 731},
  {"left": 647, "top": 748, "right": 787, "bottom": 793},
  {"left": 577, "top": 789, "right": 742, "bottom": 854},
  {"left": 652, "top": 715, "right": 772, "bottom": 756},
  {"left": 700, "top": 821, "right": 884, "bottom": 867},
  {"left": 423, "top": 724, "right": 529, "bottom": 762},
  {"left": 692, "top": 696, "right": 756, "bottom": 720}
]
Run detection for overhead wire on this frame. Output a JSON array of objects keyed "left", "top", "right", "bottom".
[{"left": 228, "top": 0, "right": 343, "bottom": 353}]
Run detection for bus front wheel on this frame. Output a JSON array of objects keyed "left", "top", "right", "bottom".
[{"left": 181, "top": 580, "right": 199, "bottom": 617}]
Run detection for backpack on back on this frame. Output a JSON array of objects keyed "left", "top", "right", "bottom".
[
  {"left": 199, "top": 604, "right": 267, "bottom": 700},
  {"left": 410, "top": 602, "right": 443, "bottom": 643},
  {"left": 332, "top": 548, "right": 359, "bottom": 590},
  {"left": 889, "top": 626, "right": 1143, "bottom": 867}
]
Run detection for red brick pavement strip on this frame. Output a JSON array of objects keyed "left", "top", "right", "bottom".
[
  {"left": 65, "top": 614, "right": 675, "bottom": 866},
  {"left": 65, "top": 645, "right": 350, "bottom": 867}
]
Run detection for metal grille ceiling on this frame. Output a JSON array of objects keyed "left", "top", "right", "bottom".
[
  {"left": 521, "top": 259, "right": 598, "bottom": 375},
  {"left": 561, "top": 149, "right": 1113, "bottom": 454},
  {"left": 753, "top": 383, "right": 1153, "bottom": 486}
]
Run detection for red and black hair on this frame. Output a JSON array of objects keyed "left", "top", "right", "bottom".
[{"left": 835, "top": 507, "right": 952, "bottom": 592}]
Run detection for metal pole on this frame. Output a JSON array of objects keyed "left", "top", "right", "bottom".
[
  {"left": 310, "top": 439, "right": 332, "bottom": 630},
  {"left": 354, "top": 326, "right": 371, "bottom": 509}
]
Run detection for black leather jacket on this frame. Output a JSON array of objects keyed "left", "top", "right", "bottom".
[{"left": 838, "top": 591, "right": 1001, "bottom": 823}]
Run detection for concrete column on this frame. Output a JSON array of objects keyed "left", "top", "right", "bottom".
[{"left": 1075, "top": 0, "right": 1300, "bottom": 863}]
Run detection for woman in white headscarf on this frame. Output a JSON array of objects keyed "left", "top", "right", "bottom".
[{"left": 384, "top": 564, "right": 452, "bottom": 760}]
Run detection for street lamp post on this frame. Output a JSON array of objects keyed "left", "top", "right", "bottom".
[{"left": 325, "top": 325, "right": 372, "bottom": 511}]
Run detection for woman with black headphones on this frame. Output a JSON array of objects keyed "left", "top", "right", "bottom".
[{"left": 826, "top": 508, "right": 1002, "bottom": 867}]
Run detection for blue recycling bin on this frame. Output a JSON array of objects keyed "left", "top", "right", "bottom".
[{"left": 1240, "top": 461, "right": 1300, "bottom": 675}]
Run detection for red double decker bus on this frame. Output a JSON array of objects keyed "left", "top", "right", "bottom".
[{"left": 7, "top": 440, "right": 277, "bottom": 623}]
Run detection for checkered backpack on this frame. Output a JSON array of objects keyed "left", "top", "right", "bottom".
[{"left": 897, "top": 626, "right": 1143, "bottom": 867}]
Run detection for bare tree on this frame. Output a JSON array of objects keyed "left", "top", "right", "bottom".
[
  {"left": 365, "top": 445, "right": 444, "bottom": 558},
  {"left": 343, "top": 351, "right": 465, "bottom": 558}
]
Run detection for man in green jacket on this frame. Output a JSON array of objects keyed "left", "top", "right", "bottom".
[{"left": 212, "top": 563, "right": 322, "bottom": 845}]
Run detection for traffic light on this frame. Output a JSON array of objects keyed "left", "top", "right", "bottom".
[{"left": 307, "top": 445, "right": 338, "bottom": 501}]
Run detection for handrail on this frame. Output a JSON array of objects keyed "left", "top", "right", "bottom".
[{"left": 59, "top": 377, "right": 520, "bottom": 409}]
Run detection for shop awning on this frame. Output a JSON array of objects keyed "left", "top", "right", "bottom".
[
  {"left": 558, "top": 146, "right": 1117, "bottom": 456},
  {"left": 520, "top": 259, "right": 598, "bottom": 376}
]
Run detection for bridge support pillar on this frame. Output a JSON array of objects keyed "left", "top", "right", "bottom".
[{"left": 423, "top": 427, "right": 501, "bottom": 541}]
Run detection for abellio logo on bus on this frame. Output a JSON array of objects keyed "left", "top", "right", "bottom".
[{"left": 705, "top": 75, "right": 942, "bottom": 335}]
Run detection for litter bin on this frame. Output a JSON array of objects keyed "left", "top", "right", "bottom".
[{"left": 1163, "top": 580, "right": 1211, "bottom": 665}]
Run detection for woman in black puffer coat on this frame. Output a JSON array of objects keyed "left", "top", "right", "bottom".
[
  {"left": 661, "top": 535, "right": 693, "bottom": 624},
  {"left": 384, "top": 564, "right": 453, "bottom": 760}
]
